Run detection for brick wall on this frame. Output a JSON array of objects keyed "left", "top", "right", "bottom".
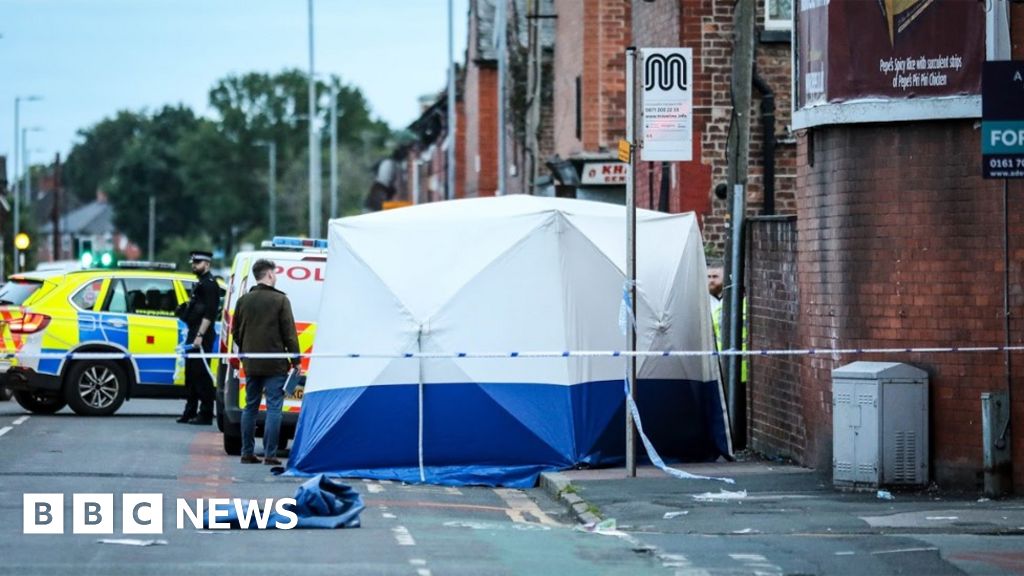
[
  {"left": 463, "top": 0, "right": 499, "bottom": 198},
  {"left": 552, "top": 0, "right": 629, "bottom": 160},
  {"left": 796, "top": 121, "right": 1024, "bottom": 489},
  {"left": 552, "top": 0, "right": 583, "bottom": 158},
  {"left": 747, "top": 215, "right": 804, "bottom": 461},
  {"left": 631, "top": 1, "right": 795, "bottom": 249}
]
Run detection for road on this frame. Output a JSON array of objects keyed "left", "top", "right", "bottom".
[{"left": 0, "top": 398, "right": 667, "bottom": 575}]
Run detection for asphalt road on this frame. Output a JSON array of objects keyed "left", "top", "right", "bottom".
[{"left": 0, "top": 398, "right": 669, "bottom": 575}]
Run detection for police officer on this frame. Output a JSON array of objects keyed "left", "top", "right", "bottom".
[{"left": 177, "top": 250, "right": 220, "bottom": 425}]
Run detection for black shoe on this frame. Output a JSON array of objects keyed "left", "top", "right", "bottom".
[
  {"left": 176, "top": 415, "right": 195, "bottom": 424},
  {"left": 188, "top": 417, "right": 213, "bottom": 425},
  {"left": 240, "top": 455, "right": 261, "bottom": 464}
]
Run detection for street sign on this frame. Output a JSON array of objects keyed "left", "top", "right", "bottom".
[
  {"left": 580, "top": 162, "right": 630, "bottom": 185},
  {"left": 640, "top": 48, "right": 693, "bottom": 162},
  {"left": 618, "top": 139, "right": 631, "bottom": 163},
  {"left": 982, "top": 61, "right": 1024, "bottom": 179}
]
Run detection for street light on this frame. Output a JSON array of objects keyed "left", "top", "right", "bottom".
[
  {"left": 307, "top": 0, "right": 322, "bottom": 239},
  {"left": 15, "top": 125, "right": 43, "bottom": 274},
  {"left": 12, "top": 95, "right": 41, "bottom": 275},
  {"left": 253, "top": 140, "right": 278, "bottom": 237},
  {"left": 329, "top": 85, "right": 339, "bottom": 219}
]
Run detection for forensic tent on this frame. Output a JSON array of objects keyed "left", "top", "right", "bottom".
[{"left": 288, "top": 195, "right": 731, "bottom": 487}]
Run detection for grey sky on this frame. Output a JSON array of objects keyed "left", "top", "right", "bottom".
[{"left": 1, "top": 0, "right": 469, "bottom": 182}]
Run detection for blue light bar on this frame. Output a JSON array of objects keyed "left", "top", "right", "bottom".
[
  {"left": 117, "top": 261, "right": 177, "bottom": 271},
  {"left": 270, "top": 236, "right": 328, "bottom": 250}
]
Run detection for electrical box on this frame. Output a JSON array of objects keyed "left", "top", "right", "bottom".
[{"left": 832, "top": 362, "right": 928, "bottom": 488}]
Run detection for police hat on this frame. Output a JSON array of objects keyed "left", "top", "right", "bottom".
[{"left": 189, "top": 250, "right": 213, "bottom": 263}]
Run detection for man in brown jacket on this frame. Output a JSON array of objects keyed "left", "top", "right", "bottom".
[{"left": 231, "top": 258, "right": 301, "bottom": 465}]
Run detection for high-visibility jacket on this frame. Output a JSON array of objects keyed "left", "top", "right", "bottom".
[{"left": 711, "top": 297, "right": 747, "bottom": 383}]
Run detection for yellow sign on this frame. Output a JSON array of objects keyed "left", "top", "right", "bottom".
[
  {"left": 14, "top": 233, "right": 30, "bottom": 251},
  {"left": 382, "top": 200, "right": 413, "bottom": 211},
  {"left": 618, "top": 139, "right": 632, "bottom": 163}
]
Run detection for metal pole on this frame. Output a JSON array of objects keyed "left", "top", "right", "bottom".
[
  {"left": 1002, "top": 178, "right": 1014, "bottom": 450},
  {"left": 147, "top": 195, "right": 155, "bottom": 261},
  {"left": 496, "top": 0, "right": 507, "bottom": 196},
  {"left": 446, "top": 0, "right": 457, "bottom": 201},
  {"left": 307, "top": 0, "right": 321, "bottom": 238},
  {"left": 269, "top": 142, "right": 277, "bottom": 237},
  {"left": 625, "top": 47, "right": 637, "bottom": 478},
  {"left": 16, "top": 128, "right": 28, "bottom": 274},
  {"left": 12, "top": 98, "right": 19, "bottom": 269},
  {"left": 330, "top": 86, "right": 339, "bottom": 219}
]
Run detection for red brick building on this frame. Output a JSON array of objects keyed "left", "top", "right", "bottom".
[
  {"left": 748, "top": 2, "right": 1024, "bottom": 491},
  {"left": 463, "top": 0, "right": 501, "bottom": 198}
]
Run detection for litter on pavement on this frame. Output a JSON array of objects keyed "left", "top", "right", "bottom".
[
  {"left": 97, "top": 539, "right": 168, "bottom": 547},
  {"left": 692, "top": 489, "right": 748, "bottom": 502},
  {"left": 876, "top": 490, "right": 894, "bottom": 500},
  {"left": 663, "top": 511, "right": 690, "bottom": 519}
]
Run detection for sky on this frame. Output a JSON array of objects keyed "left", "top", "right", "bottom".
[{"left": 0, "top": 0, "right": 469, "bottom": 183}]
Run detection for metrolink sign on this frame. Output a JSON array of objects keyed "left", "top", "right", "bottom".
[{"left": 982, "top": 60, "right": 1024, "bottom": 179}]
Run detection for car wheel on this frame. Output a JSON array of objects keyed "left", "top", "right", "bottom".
[
  {"left": 13, "top": 391, "right": 67, "bottom": 414},
  {"left": 223, "top": 426, "right": 242, "bottom": 456},
  {"left": 64, "top": 361, "right": 128, "bottom": 416},
  {"left": 215, "top": 398, "right": 225, "bottom": 433},
  {"left": 0, "top": 385, "right": 12, "bottom": 402}
]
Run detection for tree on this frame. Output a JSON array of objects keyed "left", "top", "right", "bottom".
[
  {"left": 64, "top": 111, "right": 147, "bottom": 203},
  {"left": 106, "top": 106, "right": 202, "bottom": 252}
]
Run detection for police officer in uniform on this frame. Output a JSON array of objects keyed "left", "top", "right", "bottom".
[{"left": 177, "top": 250, "right": 220, "bottom": 424}]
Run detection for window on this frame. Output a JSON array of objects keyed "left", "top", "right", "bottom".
[
  {"left": 122, "top": 278, "right": 177, "bottom": 316},
  {"left": 70, "top": 279, "right": 104, "bottom": 311},
  {"left": 102, "top": 280, "right": 128, "bottom": 313},
  {"left": 765, "top": 0, "right": 792, "bottom": 31}
]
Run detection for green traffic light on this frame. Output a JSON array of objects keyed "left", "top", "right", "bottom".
[
  {"left": 100, "top": 252, "right": 113, "bottom": 267},
  {"left": 81, "top": 252, "right": 94, "bottom": 268}
]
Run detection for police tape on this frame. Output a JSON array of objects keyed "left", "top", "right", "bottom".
[{"left": 4, "top": 345, "right": 1024, "bottom": 361}]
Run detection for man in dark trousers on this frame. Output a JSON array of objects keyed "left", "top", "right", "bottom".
[
  {"left": 177, "top": 250, "right": 220, "bottom": 425},
  {"left": 232, "top": 258, "right": 300, "bottom": 465}
]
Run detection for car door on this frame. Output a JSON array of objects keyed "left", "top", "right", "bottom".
[{"left": 121, "top": 277, "right": 182, "bottom": 386}]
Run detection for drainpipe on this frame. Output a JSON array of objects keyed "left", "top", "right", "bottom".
[{"left": 752, "top": 69, "right": 776, "bottom": 216}]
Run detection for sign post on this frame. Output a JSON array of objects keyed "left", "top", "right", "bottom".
[
  {"left": 981, "top": 61, "right": 1022, "bottom": 495},
  {"left": 640, "top": 48, "right": 693, "bottom": 162}
]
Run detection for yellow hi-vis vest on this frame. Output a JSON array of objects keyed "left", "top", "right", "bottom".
[{"left": 711, "top": 297, "right": 747, "bottom": 383}]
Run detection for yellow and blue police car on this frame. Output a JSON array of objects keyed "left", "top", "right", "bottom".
[{"left": 2, "top": 261, "right": 222, "bottom": 416}]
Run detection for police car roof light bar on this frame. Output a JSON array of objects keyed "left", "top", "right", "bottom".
[
  {"left": 268, "top": 236, "right": 328, "bottom": 250},
  {"left": 117, "top": 261, "right": 177, "bottom": 271}
]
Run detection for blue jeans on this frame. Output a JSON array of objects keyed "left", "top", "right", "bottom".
[{"left": 241, "top": 374, "right": 286, "bottom": 459}]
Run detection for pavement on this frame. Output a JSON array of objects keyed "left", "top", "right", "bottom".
[
  {"left": 539, "top": 458, "right": 1024, "bottom": 574},
  {"left": 540, "top": 458, "right": 1024, "bottom": 534}
]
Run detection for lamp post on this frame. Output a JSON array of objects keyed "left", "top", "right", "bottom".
[
  {"left": 307, "top": 0, "right": 322, "bottom": 238},
  {"left": 254, "top": 140, "right": 278, "bottom": 237},
  {"left": 15, "top": 125, "right": 42, "bottom": 274},
  {"left": 329, "top": 85, "right": 339, "bottom": 219},
  {"left": 446, "top": 0, "right": 456, "bottom": 201},
  {"left": 12, "top": 95, "right": 41, "bottom": 274}
]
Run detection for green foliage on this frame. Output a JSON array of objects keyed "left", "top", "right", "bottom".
[{"left": 60, "top": 69, "right": 395, "bottom": 262}]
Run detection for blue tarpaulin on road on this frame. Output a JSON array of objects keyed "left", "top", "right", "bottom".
[{"left": 202, "top": 474, "right": 364, "bottom": 529}]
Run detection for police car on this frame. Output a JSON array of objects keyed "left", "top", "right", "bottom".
[
  {"left": 217, "top": 237, "right": 326, "bottom": 455},
  {"left": 0, "top": 270, "right": 64, "bottom": 401},
  {"left": 2, "top": 262, "right": 222, "bottom": 416}
]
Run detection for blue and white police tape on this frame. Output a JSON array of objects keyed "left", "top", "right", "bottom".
[{"left": 5, "top": 345, "right": 1024, "bottom": 361}]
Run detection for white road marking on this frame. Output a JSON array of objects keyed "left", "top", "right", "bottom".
[
  {"left": 379, "top": 480, "right": 393, "bottom": 485},
  {"left": 416, "top": 570, "right": 431, "bottom": 576},
  {"left": 366, "top": 483, "right": 385, "bottom": 494},
  {"left": 729, "top": 554, "right": 767, "bottom": 562},
  {"left": 871, "top": 547, "right": 938, "bottom": 555},
  {"left": 0, "top": 426, "right": 11, "bottom": 438},
  {"left": 444, "top": 487, "right": 462, "bottom": 495},
  {"left": 382, "top": 512, "right": 397, "bottom": 519},
  {"left": 730, "top": 553, "right": 782, "bottom": 575},
  {"left": 493, "top": 488, "right": 561, "bottom": 527},
  {"left": 392, "top": 525, "right": 416, "bottom": 546},
  {"left": 835, "top": 551, "right": 856, "bottom": 556},
  {"left": 409, "top": 559, "right": 427, "bottom": 566},
  {"left": 12, "top": 416, "right": 29, "bottom": 425}
]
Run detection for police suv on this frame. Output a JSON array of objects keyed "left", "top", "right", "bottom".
[{"left": 217, "top": 237, "right": 327, "bottom": 455}]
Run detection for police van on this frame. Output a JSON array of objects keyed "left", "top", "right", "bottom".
[{"left": 217, "top": 237, "right": 327, "bottom": 455}]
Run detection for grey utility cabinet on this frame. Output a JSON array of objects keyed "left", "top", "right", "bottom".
[{"left": 832, "top": 362, "right": 929, "bottom": 488}]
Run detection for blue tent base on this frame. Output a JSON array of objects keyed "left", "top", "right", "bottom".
[{"left": 287, "top": 378, "right": 729, "bottom": 488}]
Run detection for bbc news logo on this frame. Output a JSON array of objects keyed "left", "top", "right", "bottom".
[{"left": 23, "top": 493, "right": 298, "bottom": 534}]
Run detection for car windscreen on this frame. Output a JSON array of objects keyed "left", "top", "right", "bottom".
[{"left": 0, "top": 279, "right": 44, "bottom": 306}]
